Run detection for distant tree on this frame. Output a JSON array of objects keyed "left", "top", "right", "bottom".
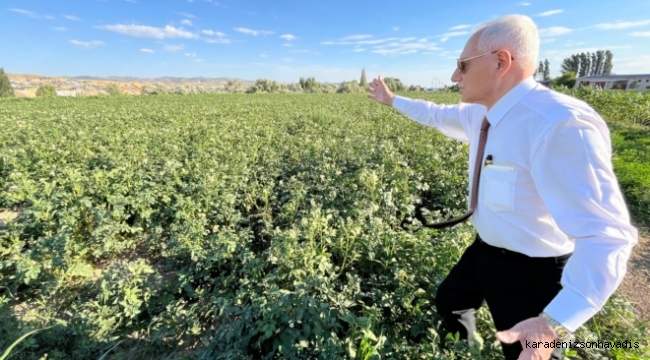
[
  {"left": 537, "top": 61, "right": 544, "bottom": 80},
  {"left": 36, "top": 84, "right": 58, "bottom": 97},
  {"left": 543, "top": 59, "right": 551, "bottom": 80},
  {"left": 589, "top": 52, "right": 597, "bottom": 76},
  {"left": 551, "top": 71, "right": 576, "bottom": 89},
  {"left": 0, "top": 67, "right": 15, "bottom": 97},
  {"left": 337, "top": 80, "right": 363, "bottom": 93},
  {"left": 578, "top": 53, "right": 591, "bottom": 77},
  {"left": 445, "top": 83, "right": 460, "bottom": 92},
  {"left": 360, "top": 68, "right": 368, "bottom": 88},
  {"left": 579, "top": 52, "right": 593, "bottom": 77},
  {"left": 299, "top": 77, "right": 321, "bottom": 93},
  {"left": 561, "top": 54, "right": 580, "bottom": 75},
  {"left": 383, "top": 77, "right": 405, "bottom": 92},
  {"left": 596, "top": 50, "right": 606, "bottom": 75},
  {"left": 603, "top": 50, "right": 613, "bottom": 75},
  {"left": 105, "top": 83, "right": 122, "bottom": 96},
  {"left": 247, "top": 78, "right": 280, "bottom": 93}
]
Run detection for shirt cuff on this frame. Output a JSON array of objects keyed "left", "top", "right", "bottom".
[
  {"left": 391, "top": 95, "right": 410, "bottom": 113},
  {"left": 543, "top": 287, "right": 600, "bottom": 333}
]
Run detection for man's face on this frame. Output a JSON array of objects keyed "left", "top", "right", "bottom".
[{"left": 451, "top": 33, "right": 496, "bottom": 104}]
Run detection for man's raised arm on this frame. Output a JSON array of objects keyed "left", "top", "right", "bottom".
[{"left": 366, "top": 76, "right": 483, "bottom": 144}]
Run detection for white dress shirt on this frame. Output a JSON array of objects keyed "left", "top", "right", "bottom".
[{"left": 392, "top": 76, "right": 638, "bottom": 333}]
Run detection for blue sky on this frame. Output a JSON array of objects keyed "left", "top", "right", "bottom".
[{"left": 2, "top": 0, "right": 650, "bottom": 87}]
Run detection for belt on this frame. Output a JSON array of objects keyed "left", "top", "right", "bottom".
[{"left": 476, "top": 234, "right": 572, "bottom": 264}]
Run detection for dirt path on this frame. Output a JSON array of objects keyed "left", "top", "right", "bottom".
[{"left": 616, "top": 233, "right": 650, "bottom": 322}]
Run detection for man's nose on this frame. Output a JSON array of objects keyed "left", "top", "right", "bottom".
[{"left": 451, "top": 68, "right": 461, "bottom": 83}]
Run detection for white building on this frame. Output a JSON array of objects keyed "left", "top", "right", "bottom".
[{"left": 574, "top": 74, "right": 650, "bottom": 91}]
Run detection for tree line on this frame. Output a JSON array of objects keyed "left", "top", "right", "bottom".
[{"left": 535, "top": 49, "right": 615, "bottom": 89}]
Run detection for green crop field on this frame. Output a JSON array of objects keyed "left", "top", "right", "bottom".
[{"left": 1, "top": 89, "right": 649, "bottom": 359}]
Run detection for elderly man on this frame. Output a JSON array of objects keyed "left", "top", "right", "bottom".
[{"left": 366, "top": 14, "right": 638, "bottom": 360}]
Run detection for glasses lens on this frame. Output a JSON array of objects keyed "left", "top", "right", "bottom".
[{"left": 458, "top": 61, "right": 465, "bottom": 73}]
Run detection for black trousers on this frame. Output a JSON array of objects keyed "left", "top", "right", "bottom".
[{"left": 435, "top": 234, "right": 572, "bottom": 360}]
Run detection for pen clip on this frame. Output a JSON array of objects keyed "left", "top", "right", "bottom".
[{"left": 484, "top": 154, "right": 493, "bottom": 166}]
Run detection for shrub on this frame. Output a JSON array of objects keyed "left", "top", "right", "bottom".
[{"left": 36, "top": 84, "right": 58, "bottom": 97}]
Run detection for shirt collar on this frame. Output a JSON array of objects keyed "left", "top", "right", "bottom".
[{"left": 486, "top": 76, "right": 538, "bottom": 127}]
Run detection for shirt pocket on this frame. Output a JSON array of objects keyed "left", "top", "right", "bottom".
[{"left": 481, "top": 165, "right": 518, "bottom": 211}]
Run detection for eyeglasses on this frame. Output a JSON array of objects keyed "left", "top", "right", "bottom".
[{"left": 456, "top": 50, "right": 514, "bottom": 74}]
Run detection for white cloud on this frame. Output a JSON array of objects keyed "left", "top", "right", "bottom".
[
  {"left": 163, "top": 44, "right": 184, "bottom": 52},
  {"left": 595, "top": 20, "right": 650, "bottom": 30},
  {"left": 54, "top": 27, "right": 67, "bottom": 31},
  {"left": 45, "top": 15, "right": 55, "bottom": 20},
  {"left": 141, "top": 48, "right": 154, "bottom": 53},
  {"left": 194, "top": 59, "right": 205, "bottom": 63},
  {"left": 289, "top": 50, "right": 312, "bottom": 53},
  {"left": 520, "top": 2, "right": 531, "bottom": 5},
  {"left": 538, "top": 26, "right": 572, "bottom": 37},
  {"left": 630, "top": 31, "right": 650, "bottom": 37},
  {"left": 541, "top": 38, "right": 556, "bottom": 43},
  {"left": 202, "top": 30, "right": 225, "bottom": 37},
  {"left": 185, "top": 52, "right": 197, "bottom": 57},
  {"left": 202, "top": 29, "right": 230, "bottom": 43},
  {"left": 322, "top": 35, "right": 392, "bottom": 45},
  {"left": 180, "top": 19, "right": 192, "bottom": 26},
  {"left": 357, "top": 37, "right": 400, "bottom": 45},
  {"left": 260, "top": 53, "right": 269, "bottom": 58},
  {"left": 65, "top": 15, "right": 80, "bottom": 21},
  {"left": 320, "top": 35, "right": 442, "bottom": 56},
  {"left": 283, "top": 58, "right": 292, "bottom": 62},
  {"left": 282, "top": 43, "right": 292, "bottom": 47},
  {"left": 371, "top": 40, "right": 442, "bottom": 55},
  {"left": 280, "top": 34, "right": 297, "bottom": 41},
  {"left": 100, "top": 24, "right": 198, "bottom": 39},
  {"left": 234, "top": 27, "right": 274, "bottom": 36},
  {"left": 536, "top": 9, "right": 563, "bottom": 17},
  {"left": 341, "top": 34, "right": 373, "bottom": 41},
  {"left": 438, "top": 31, "right": 469, "bottom": 42},
  {"left": 9, "top": 8, "right": 38, "bottom": 18},
  {"left": 70, "top": 40, "right": 103, "bottom": 49},
  {"left": 176, "top": 12, "right": 196, "bottom": 18},
  {"left": 393, "top": 26, "right": 399, "bottom": 31},
  {"left": 125, "top": 0, "right": 138, "bottom": 3},
  {"left": 449, "top": 24, "right": 472, "bottom": 30}
]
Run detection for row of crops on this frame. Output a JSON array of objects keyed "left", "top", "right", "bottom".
[{"left": 0, "top": 89, "right": 648, "bottom": 359}]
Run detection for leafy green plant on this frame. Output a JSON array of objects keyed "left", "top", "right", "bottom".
[{"left": 0, "top": 92, "right": 648, "bottom": 359}]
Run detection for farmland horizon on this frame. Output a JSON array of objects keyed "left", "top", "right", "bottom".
[{"left": 2, "top": 0, "right": 650, "bottom": 88}]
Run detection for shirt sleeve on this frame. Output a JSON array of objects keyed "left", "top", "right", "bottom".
[
  {"left": 392, "top": 95, "right": 482, "bottom": 143},
  {"left": 530, "top": 114, "right": 638, "bottom": 333}
]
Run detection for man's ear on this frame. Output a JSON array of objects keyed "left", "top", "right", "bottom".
[{"left": 495, "top": 50, "right": 512, "bottom": 76}]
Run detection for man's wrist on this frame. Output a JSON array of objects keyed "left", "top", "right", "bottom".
[
  {"left": 539, "top": 312, "right": 574, "bottom": 342},
  {"left": 388, "top": 94, "right": 395, "bottom": 107}
]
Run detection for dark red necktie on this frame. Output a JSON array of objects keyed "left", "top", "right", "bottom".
[{"left": 424, "top": 117, "right": 491, "bottom": 229}]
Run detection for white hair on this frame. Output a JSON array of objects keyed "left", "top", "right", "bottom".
[{"left": 473, "top": 15, "right": 539, "bottom": 72}]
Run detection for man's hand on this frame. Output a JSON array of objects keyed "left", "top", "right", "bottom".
[
  {"left": 496, "top": 317, "right": 558, "bottom": 360},
  {"left": 366, "top": 76, "right": 395, "bottom": 106}
]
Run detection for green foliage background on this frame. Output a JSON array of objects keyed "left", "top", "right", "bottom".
[{"left": 0, "top": 90, "right": 648, "bottom": 359}]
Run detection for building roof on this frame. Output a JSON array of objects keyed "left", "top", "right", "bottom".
[{"left": 576, "top": 74, "right": 650, "bottom": 80}]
